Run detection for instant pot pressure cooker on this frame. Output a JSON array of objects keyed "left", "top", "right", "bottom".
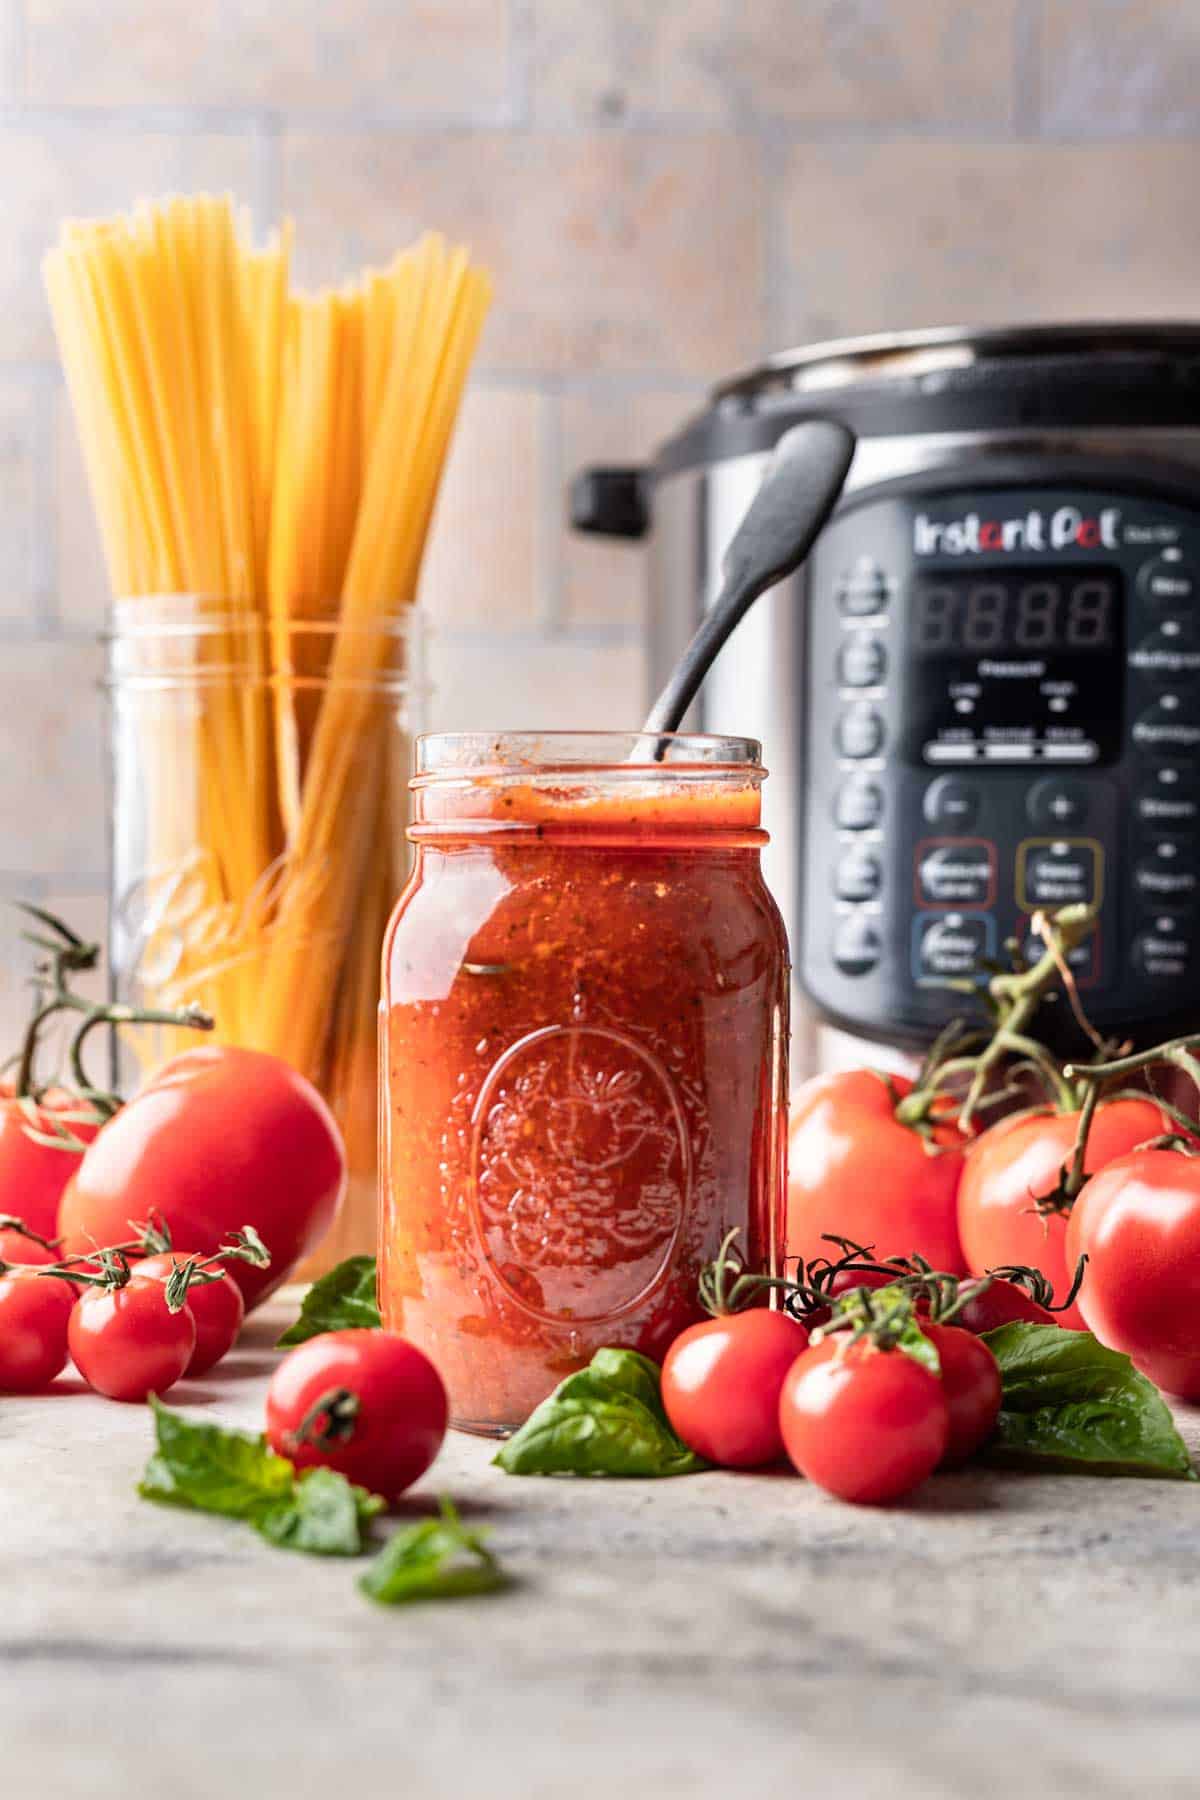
[{"left": 572, "top": 324, "right": 1200, "bottom": 1062}]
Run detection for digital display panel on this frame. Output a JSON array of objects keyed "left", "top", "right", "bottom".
[
  {"left": 902, "top": 565, "right": 1124, "bottom": 766},
  {"left": 912, "top": 569, "right": 1119, "bottom": 655}
]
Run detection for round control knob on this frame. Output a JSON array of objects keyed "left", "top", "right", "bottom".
[
  {"left": 835, "top": 777, "right": 883, "bottom": 831},
  {"left": 834, "top": 849, "right": 882, "bottom": 903},
  {"left": 923, "top": 776, "right": 979, "bottom": 831},
  {"left": 836, "top": 703, "right": 884, "bottom": 760},
  {"left": 1026, "top": 778, "right": 1087, "bottom": 830},
  {"left": 833, "top": 915, "right": 882, "bottom": 977},
  {"left": 837, "top": 633, "right": 886, "bottom": 688}
]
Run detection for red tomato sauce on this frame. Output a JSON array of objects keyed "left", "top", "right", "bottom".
[{"left": 380, "top": 764, "right": 789, "bottom": 1433}]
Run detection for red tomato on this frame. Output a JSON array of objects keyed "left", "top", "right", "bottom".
[
  {"left": 59, "top": 1047, "right": 345, "bottom": 1309},
  {"left": 779, "top": 1337, "right": 949, "bottom": 1504},
  {"left": 266, "top": 1330, "right": 447, "bottom": 1501},
  {"left": 798, "top": 1265, "right": 898, "bottom": 1330},
  {"left": 0, "top": 1269, "right": 75, "bottom": 1391},
  {"left": 132, "top": 1254, "right": 245, "bottom": 1377},
  {"left": 949, "top": 1276, "right": 1056, "bottom": 1335},
  {"left": 68, "top": 1276, "right": 196, "bottom": 1403},
  {"left": 0, "top": 1223, "right": 61, "bottom": 1268},
  {"left": 1065, "top": 1149, "right": 1200, "bottom": 1399},
  {"left": 920, "top": 1321, "right": 1002, "bottom": 1464},
  {"left": 0, "top": 1087, "right": 97, "bottom": 1238},
  {"left": 661, "top": 1309, "right": 809, "bottom": 1468},
  {"left": 788, "top": 1071, "right": 968, "bottom": 1274},
  {"left": 957, "top": 1098, "right": 1167, "bottom": 1329}
]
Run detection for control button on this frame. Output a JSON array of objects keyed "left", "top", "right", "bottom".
[
  {"left": 917, "top": 840, "right": 995, "bottom": 908},
  {"left": 834, "top": 915, "right": 882, "bottom": 977},
  {"left": 836, "top": 703, "right": 884, "bottom": 760},
  {"left": 837, "top": 557, "right": 889, "bottom": 618},
  {"left": 1135, "top": 838, "right": 1198, "bottom": 910},
  {"left": 1133, "top": 915, "right": 1192, "bottom": 982},
  {"left": 923, "top": 775, "right": 980, "bottom": 831},
  {"left": 1026, "top": 778, "right": 1088, "bottom": 831},
  {"left": 1018, "top": 839, "right": 1102, "bottom": 909},
  {"left": 1133, "top": 695, "right": 1200, "bottom": 756},
  {"left": 913, "top": 913, "right": 994, "bottom": 984},
  {"left": 835, "top": 848, "right": 882, "bottom": 902},
  {"left": 1022, "top": 921, "right": 1099, "bottom": 989},
  {"left": 837, "top": 633, "right": 886, "bottom": 688},
  {"left": 835, "top": 777, "right": 883, "bottom": 831},
  {"left": 1138, "top": 559, "right": 1196, "bottom": 606},
  {"left": 1129, "top": 618, "right": 1200, "bottom": 682},
  {"left": 1137, "top": 763, "right": 1199, "bottom": 828}
]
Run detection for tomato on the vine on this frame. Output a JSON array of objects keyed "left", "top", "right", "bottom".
[
  {"left": 947, "top": 1275, "right": 1056, "bottom": 1334},
  {"left": 787, "top": 1071, "right": 968, "bottom": 1275},
  {"left": 1065, "top": 1147, "right": 1200, "bottom": 1399},
  {"left": 779, "top": 1337, "right": 948, "bottom": 1504},
  {"left": 662, "top": 1308, "right": 809, "bottom": 1469},
  {"left": 0, "top": 1086, "right": 97, "bottom": 1239},
  {"left": 133, "top": 1254, "right": 245, "bottom": 1377},
  {"left": 919, "top": 1322, "right": 1002, "bottom": 1464},
  {"left": 956, "top": 1097, "right": 1168, "bottom": 1328},
  {"left": 0, "top": 1215, "right": 62, "bottom": 1269},
  {"left": 68, "top": 1275, "right": 197, "bottom": 1403},
  {"left": 266, "top": 1329, "right": 447, "bottom": 1501},
  {"left": 0, "top": 1269, "right": 75, "bottom": 1392},
  {"left": 60, "top": 1047, "right": 345, "bottom": 1308}
]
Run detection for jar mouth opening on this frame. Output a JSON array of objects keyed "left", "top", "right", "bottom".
[{"left": 414, "top": 731, "right": 764, "bottom": 780}]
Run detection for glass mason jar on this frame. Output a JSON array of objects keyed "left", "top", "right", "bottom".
[
  {"left": 379, "top": 732, "right": 790, "bottom": 1434},
  {"left": 106, "top": 594, "right": 428, "bottom": 1275}
]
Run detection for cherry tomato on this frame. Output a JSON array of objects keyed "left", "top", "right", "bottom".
[
  {"left": 59, "top": 1047, "right": 345, "bottom": 1309},
  {"left": 661, "top": 1309, "right": 809, "bottom": 1468},
  {"left": 1065, "top": 1148, "right": 1200, "bottom": 1399},
  {"left": 266, "top": 1329, "right": 447, "bottom": 1501},
  {"left": 0, "top": 1086, "right": 97, "bottom": 1238},
  {"left": 132, "top": 1254, "right": 245, "bottom": 1377},
  {"left": 957, "top": 1098, "right": 1167, "bottom": 1329},
  {"left": 798, "top": 1265, "right": 898, "bottom": 1330},
  {"left": 779, "top": 1337, "right": 949, "bottom": 1504},
  {"left": 920, "top": 1321, "right": 1002, "bottom": 1464},
  {"left": 68, "top": 1276, "right": 197, "bottom": 1403},
  {"left": 788, "top": 1071, "right": 968, "bottom": 1274},
  {"left": 0, "top": 1268, "right": 75, "bottom": 1391},
  {"left": 0, "top": 1222, "right": 61, "bottom": 1268},
  {"left": 949, "top": 1275, "right": 1056, "bottom": 1335}
]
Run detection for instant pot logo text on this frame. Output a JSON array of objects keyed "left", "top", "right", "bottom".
[{"left": 913, "top": 507, "right": 1121, "bottom": 556}]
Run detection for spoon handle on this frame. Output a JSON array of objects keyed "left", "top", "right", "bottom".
[{"left": 641, "top": 419, "right": 856, "bottom": 742}]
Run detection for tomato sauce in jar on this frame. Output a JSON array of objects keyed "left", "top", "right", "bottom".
[{"left": 380, "top": 733, "right": 789, "bottom": 1433}]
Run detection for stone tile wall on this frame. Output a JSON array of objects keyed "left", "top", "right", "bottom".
[{"left": 3, "top": 0, "right": 1199, "bottom": 1054}]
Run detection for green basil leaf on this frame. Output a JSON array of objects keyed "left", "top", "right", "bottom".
[
  {"left": 360, "top": 1497, "right": 509, "bottom": 1606},
  {"left": 982, "top": 1323, "right": 1195, "bottom": 1480},
  {"left": 256, "top": 1468, "right": 383, "bottom": 1557},
  {"left": 139, "top": 1396, "right": 296, "bottom": 1520},
  {"left": 494, "top": 1348, "right": 708, "bottom": 1478},
  {"left": 277, "top": 1255, "right": 381, "bottom": 1346},
  {"left": 139, "top": 1399, "right": 385, "bottom": 1555}
]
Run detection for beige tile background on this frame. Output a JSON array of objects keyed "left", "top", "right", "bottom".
[{"left": 3, "top": 0, "right": 1200, "bottom": 1038}]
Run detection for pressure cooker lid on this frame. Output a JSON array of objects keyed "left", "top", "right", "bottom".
[
  {"left": 715, "top": 321, "right": 1200, "bottom": 402},
  {"left": 652, "top": 321, "right": 1200, "bottom": 480}
]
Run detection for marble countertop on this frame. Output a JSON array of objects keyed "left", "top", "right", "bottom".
[{"left": 5, "top": 1298, "right": 1200, "bottom": 1800}]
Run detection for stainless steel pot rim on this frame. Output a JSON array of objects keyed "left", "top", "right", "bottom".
[{"left": 715, "top": 320, "right": 1200, "bottom": 403}]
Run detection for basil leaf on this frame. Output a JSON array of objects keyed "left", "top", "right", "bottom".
[
  {"left": 139, "top": 1396, "right": 296, "bottom": 1520},
  {"left": 277, "top": 1255, "right": 381, "bottom": 1346},
  {"left": 139, "top": 1399, "right": 384, "bottom": 1554},
  {"left": 360, "top": 1498, "right": 509, "bottom": 1606},
  {"left": 495, "top": 1348, "right": 708, "bottom": 1478},
  {"left": 256, "top": 1468, "right": 384, "bottom": 1558},
  {"left": 982, "top": 1323, "right": 1195, "bottom": 1480}
]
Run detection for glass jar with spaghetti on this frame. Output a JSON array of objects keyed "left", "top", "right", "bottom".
[
  {"left": 106, "top": 595, "right": 428, "bottom": 1273},
  {"left": 379, "top": 732, "right": 790, "bottom": 1434}
]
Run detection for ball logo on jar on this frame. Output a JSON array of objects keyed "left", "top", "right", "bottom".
[{"left": 468, "top": 1025, "right": 692, "bottom": 1326}]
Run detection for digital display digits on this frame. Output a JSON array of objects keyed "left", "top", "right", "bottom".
[{"left": 912, "top": 568, "right": 1119, "bottom": 655}]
